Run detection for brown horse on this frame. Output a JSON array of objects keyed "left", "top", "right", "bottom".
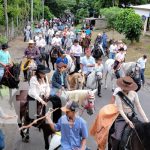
[
  {"left": 108, "top": 122, "right": 150, "bottom": 150},
  {"left": 12, "top": 89, "right": 61, "bottom": 150},
  {"left": 67, "top": 72, "right": 85, "bottom": 90}
]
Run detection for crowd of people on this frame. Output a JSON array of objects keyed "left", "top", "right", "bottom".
[{"left": 0, "top": 18, "right": 149, "bottom": 150}]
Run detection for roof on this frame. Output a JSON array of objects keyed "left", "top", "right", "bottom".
[{"left": 131, "top": 4, "right": 150, "bottom": 11}]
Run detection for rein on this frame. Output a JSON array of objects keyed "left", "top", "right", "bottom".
[
  {"left": 132, "top": 127, "right": 146, "bottom": 150},
  {"left": 19, "top": 108, "right": 59, "bottom": 131},
  {"left": 4, "top": 66, "right": 15, "bottom": 79}
]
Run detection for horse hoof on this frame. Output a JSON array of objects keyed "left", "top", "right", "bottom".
[{"left": 22, "top": 137, "right": 30, "bottom": 143}]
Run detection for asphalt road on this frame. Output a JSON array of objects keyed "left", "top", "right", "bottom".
[
  {"left": 1, "top": 80, "right": 150, "bottom": 150},
  {"left": 0, "top": 37, "right": 150, "bottom": 150}
]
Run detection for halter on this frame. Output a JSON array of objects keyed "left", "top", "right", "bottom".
[{"left": 4, "top": 66, "right": 14, "bottom": 79}]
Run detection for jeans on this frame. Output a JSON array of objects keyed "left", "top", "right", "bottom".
[
  {"left": 140, "top": 68, "right": 145, "bottom": 85},
  {"left": 0, "top": 67, "right": 4, "bottom": 84},
  {"left": 109, "top": 52, "right": 115, "bottom": 59}
]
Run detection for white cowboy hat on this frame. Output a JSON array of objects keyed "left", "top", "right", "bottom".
[{"left": 28, "top": 40, "right": 35, "bottom": 44}]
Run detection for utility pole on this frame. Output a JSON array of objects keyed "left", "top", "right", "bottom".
[
  {"left": 42, "top": 0, "right": 45, "bottom": 19},
  {"left": 31, "top": 0, "right": 33, "bottom": 37}
]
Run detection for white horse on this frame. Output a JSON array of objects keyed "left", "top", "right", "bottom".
[
  {"left": 86, "top": 71, "right": 103, "bottom": 90},
  {"left": 104, "top": 59, "right": 141, "bottom": 91},
  {"left": 58, "top": 89, "right": 97, "bottom": 115}
]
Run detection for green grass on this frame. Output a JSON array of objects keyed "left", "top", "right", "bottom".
[
  {"left": 91, "top": 29, "right": 150, "bottom": 78},
  {"left": 0, "top": 86, "right": 9, "bottom": 97}
]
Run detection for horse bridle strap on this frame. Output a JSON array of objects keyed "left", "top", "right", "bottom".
[{"left": 4, "top": 66, "right": 14, "bottom": 78}]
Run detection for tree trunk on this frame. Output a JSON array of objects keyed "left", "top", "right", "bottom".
[{"left": 3, "top": 0, "right": 9, "bottom": 38}]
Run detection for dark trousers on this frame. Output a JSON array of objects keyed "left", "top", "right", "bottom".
[
  {"left": 74, "top": 56, "right": 80, "bottom": 72},
  {"left": 97, "top": 79, "right": 102, "bottom": 95}
]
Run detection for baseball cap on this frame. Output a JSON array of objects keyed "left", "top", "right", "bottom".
[{"left": 61, "top": 101, "right": 79, "bottom": 112}]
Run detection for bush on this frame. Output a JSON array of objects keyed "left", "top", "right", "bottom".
[
  {"left": 115, "top": 9, "right": 142, "bottom": 42},
  {"left": 101, "top": 7, "right": 123, "bottom": 28},
  {"left": 101, "top": 8, "right": 143, "bottom": 42},
  {"left": 0, "top": 36, "right": 8, "bottom": 45}
]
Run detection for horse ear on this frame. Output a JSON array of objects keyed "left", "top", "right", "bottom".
[{"left": 92, "top": 89, "right": 97, "bottom": 94}]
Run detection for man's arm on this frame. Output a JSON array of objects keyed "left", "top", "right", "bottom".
[{"left": 80, "top": 138, "right": 86, "bottom": 150}]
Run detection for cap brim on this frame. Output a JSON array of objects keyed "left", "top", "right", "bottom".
[{"left": 61, "top": 107, "right": 70, "bottom": 112}]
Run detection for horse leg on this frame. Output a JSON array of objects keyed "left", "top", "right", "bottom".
[
  {"left": 42, "top": 124, "right": 53, "bottom": 150},
  {"left": 104, "top": 71, "right": 108, "bottom": 89},
  {"left": 50, "top": 96, "right": 62, "bottom": 123},
  {"left": 46, "top": 54, "right": 49, "bottom": 68}
]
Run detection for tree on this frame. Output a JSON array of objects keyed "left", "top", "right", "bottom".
[
  {"left": 3, "top": 0, "right": 9, "bottom": 37},
  {"left": 115, "top": 9, "right": 142, "bottom": 42}
]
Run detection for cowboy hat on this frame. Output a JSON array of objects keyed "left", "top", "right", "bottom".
[
  {"left": 28, "top": 40, "right": 35, "bottom": 44},
  {"left": 61, "top": 101, "right": 79, "bottom": 112},
  {"left": 116, "top": 76, "right": 138, "bottom": 91},
  {"left": 56, "top": 62, "right": 67, "bottom": 68},
  {"left": 36, "top": 64, "right": 50, "bottom": 74}
]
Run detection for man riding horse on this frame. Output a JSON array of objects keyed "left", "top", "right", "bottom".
[{"left": 23, "top": 40, "right": 41, "bottom": 81}]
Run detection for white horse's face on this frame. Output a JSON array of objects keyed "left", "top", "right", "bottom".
[{"left": 82, "top": 90, "right": 97, "bottom": 115}]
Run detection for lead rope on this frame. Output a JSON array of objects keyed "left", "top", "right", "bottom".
[{"left": 133, "top": 126, "right": 146, "bottom": 150}]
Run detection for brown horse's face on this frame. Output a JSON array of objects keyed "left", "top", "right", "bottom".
[{"left": 76, "top": 73, "right": 85, "bottom": 89}]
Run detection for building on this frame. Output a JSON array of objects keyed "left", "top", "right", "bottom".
[{"left": 131, "top": 4, "right": 150, "bottom": 35}]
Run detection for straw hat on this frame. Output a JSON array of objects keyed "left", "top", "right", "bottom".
[
  {"left": 116, "top": 76, "right": 138, "bottom": 91},
  {"left": 28, "top": 40, "right": 35, "bottom": 44},
  {"left": 61, "top": 101, "right": 79, "bottom": 112}
]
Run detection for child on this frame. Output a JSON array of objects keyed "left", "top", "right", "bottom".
[{"left": 95, "top": 58, "right": 104, "bottom": 97}]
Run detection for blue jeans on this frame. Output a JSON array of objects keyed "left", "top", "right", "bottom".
[
  {"left": 140, "top": 69, "right": 145, "bottom": 84},
  {"left": 0, "top": 67, "right": 4, "bottom": 84},
  {"left": 109, "top": 52, "right": 115, "bottom": 59}
]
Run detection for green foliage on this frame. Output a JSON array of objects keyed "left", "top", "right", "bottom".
[
  {"left": 76, "top": 8, "right": 89, "bottom": 20},
  {"left": 44, "top": 6, "right": 55, "bottom": 19},
  {"left": 0, "top": 0, "right": 4, "bottom": 23},
  {"left": 102, "top": 8, "right": 142, "bottom": 42},
  {"left": 0, "top": 36, "right": 8, "bottom": 45},
  {"left": 101, "top": 7, "right": 123, "bottom": 28},
  {"left": 122, "top": 12, "right": 143, "bottom": 42}
]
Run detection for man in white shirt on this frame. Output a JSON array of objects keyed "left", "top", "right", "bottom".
[
  {"left": 48, "top": 28, "right": 54, "bottom": 45},
  {"left": 51, "top": 33, "right": 62, "bottom": 47},
  {"left": 36, "top": 34, "right": 46, "bottom": 54},
  {"left": 70, "top": 39, "right": 82, "bottom": 71},
  {"left": 80, "top": 48, "right": 95, "bottom": 80},
  {"left": 109, "top": 41, "right": 117, "bottom": 59},
  {"left": 137, "top": 55, "right": 147, "bottom": 85}
]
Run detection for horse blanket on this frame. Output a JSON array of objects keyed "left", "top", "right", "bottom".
[{"left": 90, "top": 104, "right": 119, "bottom": 150}]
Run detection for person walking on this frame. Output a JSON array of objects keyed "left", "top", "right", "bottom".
[
  {"left": 70, "top": 39, "right": 82, "bottom": 72},
  {"left": 46, "top": 101, "right": 88, "bottom": 150},
  {"left": 109, "top": 41, "right": 117, "bottom": 59},
  {"left": 137, "top": 55, "right": 147, "bottom": 86}
]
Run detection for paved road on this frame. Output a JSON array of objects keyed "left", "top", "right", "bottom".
[{"left": 1, "top": 37, "right": 150, "bottom": 150}]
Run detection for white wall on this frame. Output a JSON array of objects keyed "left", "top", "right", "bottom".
[{"left": 134, "top": 9, "right": 150, "bottom": 17}]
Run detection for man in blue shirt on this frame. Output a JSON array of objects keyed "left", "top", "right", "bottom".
[
  {"left": 56, "top": 50, "right": 68, "bottom": 65},
  {"left": 46, "top": 101, "right": 88, "bottom": 150}
]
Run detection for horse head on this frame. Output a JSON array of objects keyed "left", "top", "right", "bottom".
[
  {"left": 75, "top": 72, "right": 85, "bottom": 89},
  {"left": 82, "top": 89, "right": 97, "bottom": 115}
]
